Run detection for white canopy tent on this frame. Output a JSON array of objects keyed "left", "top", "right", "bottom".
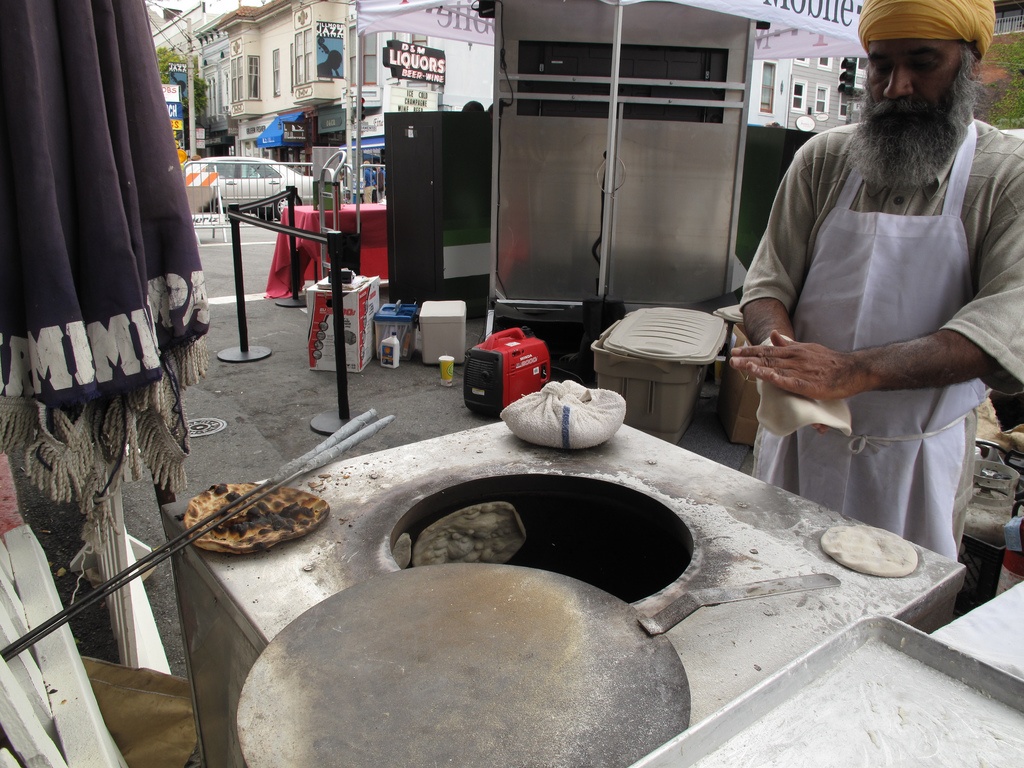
[
  {"left": 355, "top": 0, "right": 868, "bottom": 59},
  {"left": 353, "top": 0, "right": 867, "bottom": 298}
]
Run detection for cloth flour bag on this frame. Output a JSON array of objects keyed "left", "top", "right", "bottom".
[{"left": 500, "top": 381, "right": 626, "bottom": 449}]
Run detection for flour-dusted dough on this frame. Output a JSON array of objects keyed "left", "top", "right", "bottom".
[
  {"left": 820, "top": 525, "right": 919, "bottom": 578},
  {"left": 757, "top": 380, "right": 853, "bottom": 437},
  {"left": 752, "top": 336, "right": 852, "bottom": 437},
  {"left": 393, "top": 533, "right": 412, "bottom": 569},
  {"left": 412, "top": 501, "right": 526, "bottom": 566}
]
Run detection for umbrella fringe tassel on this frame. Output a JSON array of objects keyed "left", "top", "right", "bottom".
[
  {"left": 0, "top": 398, "right": 37, "bottom": 454},
  {"left": 2, "top": 336, "right": 208, "bottom": 536}
]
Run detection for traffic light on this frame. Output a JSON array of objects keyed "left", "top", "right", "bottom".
[
  {"left": 838, "top": 57, "right": 859, "bottom": 95},
  {"left": 359, "top": 97, "right": 366, "bottom": 122}
]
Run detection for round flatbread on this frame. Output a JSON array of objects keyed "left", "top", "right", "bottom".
[
  {"left": 412, "top": 501, "right": 526, "bottom": 566},
  {"left": 820, "top": 525, "right": 918, "bottom": 578},
  {"left": 184, "top": 482, "right": 330, "bottom": 554}
]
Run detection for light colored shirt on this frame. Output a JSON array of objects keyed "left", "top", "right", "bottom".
[{"left": 742, "top": 120, "right": 1024, "bottom": 394}]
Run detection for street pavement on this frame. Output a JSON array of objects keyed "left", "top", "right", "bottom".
[{"left": 12, "top": 220, "right": 752, "bottom": 676}]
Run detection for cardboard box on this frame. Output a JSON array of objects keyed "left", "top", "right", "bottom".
[
  {"left": 717, "top": 324, "right": 761, "bottom": 445},
  {"left": 307, "top": 276, "right": 380, "bottom": 372}
]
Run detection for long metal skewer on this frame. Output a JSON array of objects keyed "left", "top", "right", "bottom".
[{"left": 2, "top": 412, "right": 394, "bottom": 661}]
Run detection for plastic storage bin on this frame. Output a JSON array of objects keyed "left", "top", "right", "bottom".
[
  {"left": 419, "top": 300, "right": 467, "bottom": 364},
  {"left": 374, "top": 302, "right": 418, "bottom": 361},
  {"left": 592, "top": 307, "right": 727, "bottom": 443}
]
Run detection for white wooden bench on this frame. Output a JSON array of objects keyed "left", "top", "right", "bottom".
[{"left": 0, "top": 452, "right": 127, "bottom": 768}]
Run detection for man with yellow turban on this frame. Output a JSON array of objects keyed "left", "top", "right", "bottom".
[{"left": 731, "top": 0, "right": 1024, "bottom": 562}]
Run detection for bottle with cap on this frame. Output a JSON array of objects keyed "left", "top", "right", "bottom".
[{"left": 380, "top": 334, "right": 400, "bottom": 368}]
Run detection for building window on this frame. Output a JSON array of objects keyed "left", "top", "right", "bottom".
[
  {"left": 230, "top": 55, "right": 243, "bottom": 102},
  {"left": 294, "top": 29, "right": 313, "bottom": 85},
  {"left": 363, "top": 33, "right": 378, "bottom": 85},
  {"left": 818, "top": 57, "right": 831, "bottom": 69},
  {"left": 363, "top": 51, "right": 377, "bottom": 85},
  {"left": 794, "top": 57, "right": 809, "bottom": 66},
  {"left": 207, "top": 76, "right": 218, "bottom": 114},
  {"left": 791, "top": 81, "right": 806, "bottom": 112},
  {"left": 760, "top": 62, "right": 775, "bottom": 113},
  {"left": 247, "top": 55, "right": 260, "bottom": 100},
  {"left": 412, "top": 33, "right": 428, "bottom": 46},
  {"left": 815, "top": 85, "right": 829, "bottom": 114},
  {"left": 839, "top": 94, "right": 849, "bottom": 118},
  {"left": 273, "top": 49, "right": 280, "bottom": 96}
]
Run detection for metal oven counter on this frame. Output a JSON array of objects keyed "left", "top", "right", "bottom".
[{"left": 161, "top": 423, "right": 963, "bottom": 767}]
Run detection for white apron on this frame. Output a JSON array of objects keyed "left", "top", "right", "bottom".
[{"left": 756, "top": 122, "right": 985, "bottom": 561}]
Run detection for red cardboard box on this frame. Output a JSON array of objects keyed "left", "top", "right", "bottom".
[{"left": 306, "top": 276, "right": 380, "bottom": 372}]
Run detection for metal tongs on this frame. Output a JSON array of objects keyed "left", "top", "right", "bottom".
[{"left": 1, "top": 409, "right": 394, "bottom": 661}]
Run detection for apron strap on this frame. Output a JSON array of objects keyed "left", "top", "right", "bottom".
[
  {"left": 834, "top": 168, "right": 863, "bottom": 211},
  {"left": 941, "top": 121, "right": 977, "bottom": 217},
  {"left": 846, "top": 411, "right": 970, "bottom": 454}
]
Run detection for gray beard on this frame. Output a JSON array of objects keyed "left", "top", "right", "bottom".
[{"left": 847, "top": 49, "right": 982, "bottom": 189}]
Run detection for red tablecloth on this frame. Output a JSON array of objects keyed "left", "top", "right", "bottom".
[{"left": 265, "top": 204, "right": 388, "bottom": 299}]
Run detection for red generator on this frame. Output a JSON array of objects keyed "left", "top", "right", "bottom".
[{"left": 464, "top": 327, "right": 551, "bottom": 415}]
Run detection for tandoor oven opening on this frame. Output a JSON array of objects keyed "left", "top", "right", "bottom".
[{"left": 391, "top": 474, "right": 693, "bottom": 603}]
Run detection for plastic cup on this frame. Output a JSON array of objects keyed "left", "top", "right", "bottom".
[{"left": 439, "top": 355, "right": 455, "bottom": 387}]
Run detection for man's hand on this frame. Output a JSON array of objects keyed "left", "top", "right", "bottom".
[
  {"left": 729, "top": 331, "right": 872, "bottom": 401},
  {"left": 729, "top": 327, "right": 1000, "bottom": 401}
]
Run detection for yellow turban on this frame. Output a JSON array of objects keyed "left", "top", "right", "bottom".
[{"left": 859, "top": 0, "right": 996, "bottom": 56}]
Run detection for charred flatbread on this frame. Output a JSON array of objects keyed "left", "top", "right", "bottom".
[{"left": 184, "top": 482, "right": 330, "bottom": 554}]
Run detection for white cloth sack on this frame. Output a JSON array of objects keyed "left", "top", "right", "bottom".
[{"left": 500, "top": 381, "right": 626, "bottom": 449}]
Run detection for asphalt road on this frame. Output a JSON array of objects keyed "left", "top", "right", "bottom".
[{"left": 12, "top": 219, "right": 752, "bottom": 677}]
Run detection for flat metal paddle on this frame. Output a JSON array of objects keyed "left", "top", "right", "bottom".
[{"left": 639, "top": 573, "right": 841, "bottom": 636}]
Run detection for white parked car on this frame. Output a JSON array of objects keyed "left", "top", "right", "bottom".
[{"left": 183, "top": 157, "right": 314, "bottom": 219}]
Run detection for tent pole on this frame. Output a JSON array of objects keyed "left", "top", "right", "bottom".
[
  {"left": 597, "top": 1, "right": 624, "bottom": 299},
  {"left": 356, "top": 33, "right": 364, "bottom": 233}
]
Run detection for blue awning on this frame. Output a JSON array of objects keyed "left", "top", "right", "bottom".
[
  {"left": 257, "top": 111, "right": 305, "bottom": 148},
  {"left": 357, "top": 135, "right": 385, "bottom": 152}
]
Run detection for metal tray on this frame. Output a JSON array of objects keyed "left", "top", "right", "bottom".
[{"left": 632, "top": 616, "right": 1024, "bottom": 767}]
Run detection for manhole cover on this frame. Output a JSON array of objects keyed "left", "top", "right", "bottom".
[{"left": 188, "top": 418, "right": 227, "bottom": 438}]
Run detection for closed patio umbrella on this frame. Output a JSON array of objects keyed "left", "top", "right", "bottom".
[{"left": 0, "top": 0, "right": 208, "bottom": 560}]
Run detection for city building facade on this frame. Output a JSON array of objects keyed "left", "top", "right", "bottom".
[
  {"left": 748, "top": 56, "right": 864, "bottom": 131},
  {"left": 152, "top": 0, "right": 493, "bottom": 162}
]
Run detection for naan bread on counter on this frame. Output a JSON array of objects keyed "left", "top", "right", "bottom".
[
  {"left": 820, "top": 524, "right": 918, "bottom": 578},
  {"left": 184, "top": 483, "right": 330, "bottom": 554}
]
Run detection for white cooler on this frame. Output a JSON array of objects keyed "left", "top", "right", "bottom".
[{"left": 419, "top": 300, "right": 467, "bottom": 364}]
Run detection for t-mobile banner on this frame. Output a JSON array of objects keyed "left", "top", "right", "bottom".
[
  {"left": 357, "top": 0, "right": 494, "bottom": 45},
  {"left": 354, "top": 0, "right": 865, "bottom": 59}
]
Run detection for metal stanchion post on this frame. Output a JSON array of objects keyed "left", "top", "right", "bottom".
[
  {"left": 218, "top": 204, "right": 272, "bottom": 363},
  {"left": 276, "top": 186, "right": 305, "bottom": 307},
  {"left": 310, "top": 230, "right": 354, "bottom": 434}
]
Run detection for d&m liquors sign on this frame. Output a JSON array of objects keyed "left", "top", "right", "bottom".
[{"left": 384, "top": 40, "right": 445, "bottom": 86}]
